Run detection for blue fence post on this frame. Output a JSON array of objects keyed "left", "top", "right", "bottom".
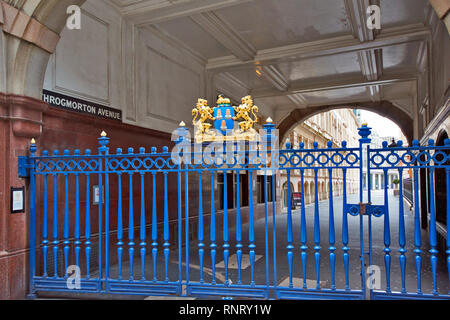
[
  {"left": 139, "top": 147, "right": 146, "bottom": 281},
  {"left": 285, "top": 139, "right": 294, "bottom": 288},
  {"left": 312, "top": 141, "right": 321, "bottom": 289},
  {"left": 128, "top": 147, "right": 135, "bottom": 281},
  {"left": 28, "top": 138, "right": 37, "bottom": 298},
  {"left": 116, "top": 148, "right": 123, "bottom": 280},
  {"left": 428, "top": 139, "right": 438, "bottom": 295},
  {"left": 299, "top": 142, "right": 308, "bottom": 290},
  {"left": 397, "top": 146, "right": 407, "bottom": 294},
  {"left": 411, "top": 140, "right": 422, "bottom": 294},
  {"left": 98, "top": 131, "right": 110, "bottom": 283},
  {"left": 63, "top": 149, "right": 70, "bottom": 279},
  {"left": 151, "top": 147, "right": 158, "bottom": 282},
  {"left": 262, "top": 119, "right": 276, "bottom": 297},
  {"left": 42, "top": 151, "right": 49, "bottom": 279},
  {"left": 357, "top": 124, "right": 371, "bottom": 295},
  {"left": 74, "top": 149, "right": 81, "bottom": 270},
  {"left": 327, "top": 141, "right": 336, "bottom": 291},
  {"left": 85, "top": 149, "right": 92, "bottom": 280},
  {"left": 163, "top": 146, "right": 170, "bottom": 282},
  {"left": 341, "top": 144, "right": 350, "bottom": 290},
  {"left": 52, "top": 150, "right": 59, "bottom": 278}
]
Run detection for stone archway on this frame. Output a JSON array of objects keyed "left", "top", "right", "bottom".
[
  {"left": 0, "top": 0, "right": 87, "bottom": 300},
  {"left": 277, "top": 101, "right": 413, "bottom": 146}
]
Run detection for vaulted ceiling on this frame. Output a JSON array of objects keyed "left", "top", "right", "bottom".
[{"left": 107, "top": 0, "right": 434, "bottom": 125}]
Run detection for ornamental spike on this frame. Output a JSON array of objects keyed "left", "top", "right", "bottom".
[{"left": 101, "top": 131, "right": 107, "bottom": 137}]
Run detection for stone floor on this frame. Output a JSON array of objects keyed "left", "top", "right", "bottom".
[{"left": 91, "top": 190, "right": 449, "bottom": 299}]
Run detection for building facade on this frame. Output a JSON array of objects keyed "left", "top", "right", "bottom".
[{"left": 279, "top": 109, "right": 360, "bottom": 207}]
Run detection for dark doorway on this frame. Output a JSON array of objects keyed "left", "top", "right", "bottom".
[{"left": 435, "top": 130, "right": 449, "bottom": 229}]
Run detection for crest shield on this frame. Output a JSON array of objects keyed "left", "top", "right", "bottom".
[{"left": 214, "top": 103, "right": 235, "bottom": 135}]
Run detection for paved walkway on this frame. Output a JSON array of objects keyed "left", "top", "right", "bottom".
[{"left": 101, "top": 190, "right": 449, "bottom": 298}]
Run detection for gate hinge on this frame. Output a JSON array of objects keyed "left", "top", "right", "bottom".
[{"left": 18, "top": 156, "right": 32, "bottom": 178}]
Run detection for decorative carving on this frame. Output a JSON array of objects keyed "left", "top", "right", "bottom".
[
  {"left": 233, "top": 95, "right": 259, "bottom": 132},
  {"left": 191, "top": 94, "right": 260, "bottom": 143},
  {"left": 192, "top": 98, "right": 215, "bottom": 134}
]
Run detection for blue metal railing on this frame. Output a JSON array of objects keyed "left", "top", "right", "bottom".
[{"left": 20, "top": 123, "right": 450, "bottom": 300}]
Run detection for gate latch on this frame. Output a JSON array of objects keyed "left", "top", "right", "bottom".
[{"left": 359, "top": 202, "right": 370, "bottom": 215}]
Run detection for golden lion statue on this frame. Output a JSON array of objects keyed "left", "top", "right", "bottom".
[
  {"left": 192, "top": 98, "right": 215, "bottom": 134},
  {"left": 233, "top": 95, "right": 259, "bottom": 132}
]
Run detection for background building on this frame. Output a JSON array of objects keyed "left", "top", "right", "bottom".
[{"left": 279, "top": 109, "right": 360, "bottom": 207}]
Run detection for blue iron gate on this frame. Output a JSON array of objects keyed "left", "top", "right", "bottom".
[{"left": 19, "top": 122, "right": 450, "bottom": 299}]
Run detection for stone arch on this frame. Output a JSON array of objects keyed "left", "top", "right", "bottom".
[
  {"left": 277, "top": 101, "right": 413, "bottom": 146},
  {"left": 3, "top": 0, "right": 87, "bottom": 98}
]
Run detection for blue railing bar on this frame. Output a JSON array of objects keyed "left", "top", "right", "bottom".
[
  {"left": 264, "top": 173, "right": 270, "bottom": 292},
  {"left": 104, "top": 146, "right": 110, "bottom": 281},
  {"left": 63, "top": 171, "right": 69, "bottom": 279},
  {"left": 128, "top": 165, "right": 134, "bottom": 281},
  {"left": 163, "top": 169, "right": 170, "bottom": 282},
  {"left": 428, "top": 154, "right": 438, "bottom": 295},
  {"left": 235, "top": 171, "right": 242, "bottom": 285},
  {"left": 140, "top": 170, "right": 146, "bottom": 281},
  {"left": 177, "top": 165, "right": 182, "bottom": 286},
  {"left": 248, "top": 169, "right": 255, "bottom": 286},
  {"left": 342, "top": 167, "right": 350, "bottom": 290},
  {"left": 117, "top": 169, "right": 123, "bottom": 280},
  {"left": 98, "top": 151, "right": 104, "bottom": 281},
  {"left": 272, "top": 170, "right": 278, "bottom": 292},
  {"left": 223, "top": 169, "right": 230, "bottom": 285},
  {"left": 29, "top": 143, "right": 37, "bottom": 295},
  {"left": 185, "top": 163, "right": 189, "bottom": 284},
  {"left": 52, "top": 170, "right": 58, "bottom": 278},
  {"left": 412, "top": 164, "right": 422, "bottom": 294},
  {"left": 313, "top": 166, "right": 321, "bottom": 290},
  {"left": 85, "top": 168, "right": 91, "bottom": 279},
  {"left": 398, "top": 168, "right": 407, "bottom": 293},
  {"left": 151, "top": 157, "right": 158, "bottom": 282},
  {"left": 210, "top": 172, "right": 216, "bottom": 285},
  {"left": 198, "top": 171, "right": 204, "bottom": 283},
  {"left": 42, "top": 172, "right": 48, "bottom": 278},
  {"left": 383, "top": 167, "right": 391, "bottom": 293},
  {"left": 327, "top": 158, "right": 336, "bottom": 290},
  {"left": 300, "top": 167, "right": 307, "bottom": 290},
  {"left": 75, "top": 169, "right": 81, "bottom": 270}
]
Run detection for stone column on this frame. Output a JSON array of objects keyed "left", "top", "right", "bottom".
[{"left": 0, "top": 92, "right": 47, "bottom": 299}]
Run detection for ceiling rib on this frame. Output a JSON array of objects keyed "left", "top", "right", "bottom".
[
  {"left": 251, "top": 73, "right": 418, "bottom": 99},
  {"left": 206, "top": 24, "right": 430, "bottom": 71},
  {"left": 190, "top": 10, "right": 307, "bottom": 108}
]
